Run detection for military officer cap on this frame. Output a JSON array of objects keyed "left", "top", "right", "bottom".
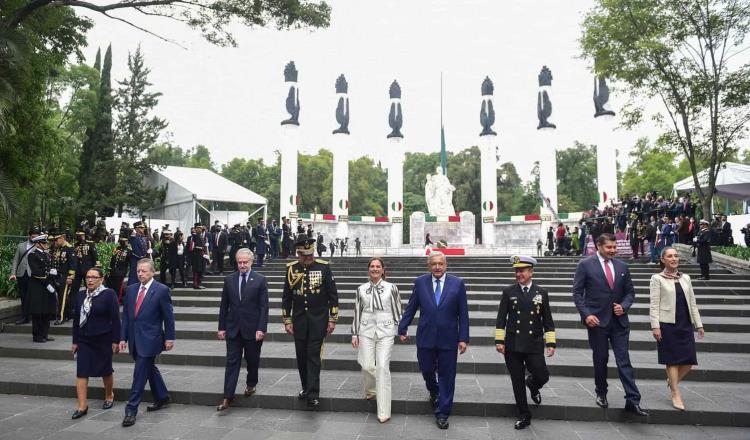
[
  {"left": 133, "top": 221, "right": 144, "bottom": 228},
  {"left": 194, "top": 222, "right": 202, "bottom": 228},
  {"left": 700, "top": 219, "right": 709, "bottom": 225},
  {"left": 511, "top": 255, "right": 537, "bottom": 268},
  {"left": 48, "top": 229, "right": 64, "bottom": 240},
  {"left": 75, "top": 230, "right": 86, "bottom": 238},
  {"left": 118, "top": 236, "right": 128, "bottom": 244},
  {"left": 294, "top": 236, "right": 317, "bottom": 255},
  {"left": 31, "top": 234, "right": 48, "bottom": 244},
  {"left": 28, "top": 226, "right": 41, "bottom": 235},
  {"left": 162, "top": 229, "right": 173, "bottom": 235}
]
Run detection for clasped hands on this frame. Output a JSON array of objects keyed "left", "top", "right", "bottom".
[
  {"left": 584, "top": 303, "right": 625, "bottom": 328},
  {"left": 398, "top": 333, "right": 468, "bottom": 354},
  {"left": 117, "top": 340, "right": 174, "bottom": 352}
]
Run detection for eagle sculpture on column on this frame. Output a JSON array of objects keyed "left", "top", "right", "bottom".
[
  {"left": 333, "top": 74, "right": 349, "bottom": 134},
  {"left": 281, "top": 61, "right": 300, "bottom": 126},
  {"left": 387, "top": 80, "right": 403, "bottom": 139}
]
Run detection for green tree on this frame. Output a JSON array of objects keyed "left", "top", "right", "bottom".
[
  {"left": 297, "top": 149, "right": 332, "bottom": 214},
  {"left": 556, "top": 141, "right": 598, "bottom": 212},
  {"left": 220, "top": 153, "right": 280, "bottom": 220},
  {"left": 515, "top": 161, "right": 541, "bottom": 215},
  {"left": 147, "top": 142, "right": 189, "bottom": 166},
  {"left": 348, "top": 156, "right": 387, "bottom": 216},
  {"left": 2, "top": 0, "right": 331, "bottom": 47},
  {"left": 110, "top": 45, "right": 168, "bottom": 215},
  {"left": 621, "top": 138, "right": 690, "bottom": 198},
  {"left": 580, "top": 0, "right": 750, "bottom": 219},
  {"left": 496, "top": 162, "right": 523, "bottom": 216},
  {"left": 185, "top": 144, "right": 216, "bottom": 171}
]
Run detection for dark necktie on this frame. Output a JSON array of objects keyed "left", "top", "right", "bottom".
[
  {"left": 522, "top": 286, "right": 529, "bottom": 295},
  {"left": 240, "top": 272, "right": 247, "bottom": 301}
]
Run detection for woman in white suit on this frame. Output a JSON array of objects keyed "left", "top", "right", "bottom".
[
  {"left": 649, "top": 246, "right": 705, "bottom": 411},
  {"left": 351, "top": 257, "right": 403, "bottom": 423}
]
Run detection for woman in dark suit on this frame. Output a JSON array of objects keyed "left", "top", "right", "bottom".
[
  {"left": 649, "top": 247, "right": 704, "bottom": 411},
  {"left": 71, "top": 267, "right": 121, "bottom": 419}
]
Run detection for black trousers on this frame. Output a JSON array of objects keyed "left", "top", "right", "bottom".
[
  {"left": 18, "top": 275, "right": 30, "bottom": 319},
  {"left": 294, "top": 337, "right": 324, "bottom": 399},
  {"left": 504, "top": 351, "right": 549, "bottom": 419},
  {"left": 700, "top": 263, "right": 710, "bottom": 279},
  {"left": 223, "top": 335, "right": 263, "bottom": 399},
  {"left": 213, "top": 250, "right": 225, "bottom": 274},
  {"left": 159, "top": 264, "right": 176, "bottom": 286},
  {"left": 31, "top": 314, "right": 50, "bottom": 341}
]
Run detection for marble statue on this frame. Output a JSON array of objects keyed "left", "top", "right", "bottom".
[
  {"left": 333, "top": 74, "right": 350, "bottom": 134},
  {"left": 593, "top": 76, "right": 616, "bottom": 118},
  {"left": 387, "top": 80, "right": 403, "bottom": 139},
  {"left": 536, "top": 66, "right": 556, "bottom": 130},
  {"left": 425, "top": 166, "right": 456, "bottom": 216},
  {"left": 281, "top": 61, "right": 300, "bottom": 126}
]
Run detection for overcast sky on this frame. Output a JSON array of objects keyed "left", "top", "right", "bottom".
[{"left": 80, "top": 0, "right": 665, "bottom": 181}]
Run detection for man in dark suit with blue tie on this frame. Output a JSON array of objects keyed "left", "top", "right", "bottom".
[
  {"left": 119, "top": 258, "right": 176, "bottom": 427},
  {"left": 216, "top": 248, "right": 269, "bottom": 411},
  {"left": 398, "top": 251, "right": 470, "bottom": 430},
  {"left": 572, "top": 233, "right": 648, "bottom": 416}
]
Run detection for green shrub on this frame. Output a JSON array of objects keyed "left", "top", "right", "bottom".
[
  {"left": 0, "top": 241, "right": 19, "bottom": 298},
  {"left": 714, "top": 246, "right": 750, "bottom": 261},
  {"left": 96, "top": 242, "right": 117, "bottom": 275}
]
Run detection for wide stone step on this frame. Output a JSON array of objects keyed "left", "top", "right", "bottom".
[
  {"left": 0, "top": 357, "right": 746, "bottom": 426},
  {"left": 5, "top": 321, "right": 746, "bottom": 352},
  {"left": 1, "top": 333, "right": 745, "bottom": 383},
  {"left": 170, "top": 295, "right": 750, "bottom": 316}
]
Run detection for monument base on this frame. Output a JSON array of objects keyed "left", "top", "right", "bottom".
[{"left": 410, "top": 211, "right": 475, "bottom": 247}]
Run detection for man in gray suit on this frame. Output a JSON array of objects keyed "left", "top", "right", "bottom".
[
  {"left": 10, "top": 227, "right": 41, "bottom": 324},
  {"left": 216, "top": 248, "right": 269, "bottom": 411}
]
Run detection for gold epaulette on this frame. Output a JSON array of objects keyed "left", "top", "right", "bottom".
[
  {"left": 286, "top": 260, "right": 297, "bottom": 267},
  {"left": 494, "top": 328, "right": 506, "bottom": 342},
  {"left": 95, "top": 261, "right": 101, "bottom": 267},
  {"left": 67, "top": 270, "right": 75, "bottom": 275},
  {"left": 315, "top": 258, "right": 329, "bottom": 264},
  {"left": 287, "top": 265, "right": 304, "bottom": 289}
]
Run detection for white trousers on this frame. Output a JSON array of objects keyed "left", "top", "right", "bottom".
[{"left": 358, "top": 334, "right": 394, "bottom": 419}]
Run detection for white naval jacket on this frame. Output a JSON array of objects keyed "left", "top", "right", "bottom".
[
  {"left": 649, "top": 273, "right": 703, "bottom": 329},
  {"left": 351, "top": 279, "right": 403, "bottom": 339}
]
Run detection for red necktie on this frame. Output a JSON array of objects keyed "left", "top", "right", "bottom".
[
  {"left": 603, "top": 259, "right": 615, "bottom": 290},
  {"left": 134, "top": 286, "right": 146, "bottom": 318}
]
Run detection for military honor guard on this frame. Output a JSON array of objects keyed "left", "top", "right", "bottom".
[
  {"left": 10, "top": 226, "right": 42, "bottom": 325},
  {"left": 108, "top": 237, "right": 131, "bottom": 303},
  {"left": 254, "top": 218, "right": 268, "bottom": 267},
  {"left": 71, "top": 230, "right": 100, "bottom": 302},
  {"left": 51, "top": 230, "right": 78, "bottom": 325},
  {"left": 128, "top": 221, "right": 150, "bottom": 286},
  {"left": 282, "top": 236, "right": 339, "bottom": 408},
  {"left": 158, "top": 230, "right": 178, "bottom": 287},
  {"left": 27, "top": 234, "right": 56, "bottom": 342},
  {"left": 494, "top": 256, "right": 556, "bottom": 430},
  {"left": 188, "top": 223, "right": 208, "bottom": 289}
]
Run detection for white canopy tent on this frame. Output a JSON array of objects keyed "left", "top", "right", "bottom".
[
  {"left": 144, "top": 166, "right": 268, "bottom": 232},
  {"left": 673, "top": 162, "right": 750, "bottom": 200}
]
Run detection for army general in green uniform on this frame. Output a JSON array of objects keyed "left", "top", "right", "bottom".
[
  {"left": 282, "top": 236, "right": 339, "bottom": 408},
  {"left": 495, "top": 256, "right": 556, "bottom": 430}
]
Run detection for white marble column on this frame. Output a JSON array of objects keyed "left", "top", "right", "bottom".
[
  {"left": 279, "top": 124, "right": 299, "bottom": 220},
  {"left": 479, "top": 134, "right": 497, "bottom": 246},
  {"left": 331, "top": 132, "right": 349, "bottom": 240},
  {"left": 386, "top": 138, "right": 404, "bottom": 248},
  {"left": 595, "top": 113, "right": 618, "bottom": 208}
]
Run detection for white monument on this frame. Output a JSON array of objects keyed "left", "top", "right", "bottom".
[
  {"left": 386, "top": 80, "right": 405, "bottom": 248},
  {"left": 593, "top": 75, "right": 618, "bottom": 208},
  {"left": 425, "top": 166, "right": 456, "bottom": 216},
  {"left": 279, "top": 61, "right": 300, "bottom": 220},
  {"left": 332, "top": 74, "right": 350, "bottom": 239},
  {"left": 478, "top": 76, "right": 498, "bottom": 245}
]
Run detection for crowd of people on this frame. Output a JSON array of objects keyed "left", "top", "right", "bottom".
[{"left": 9, "top": 228, "right": 709, "bottom": 431}]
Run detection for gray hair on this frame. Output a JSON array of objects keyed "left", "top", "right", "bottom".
[
  {"left": 137, "top": 258, "right": 155, "bottom": 271},
  {"left": 235, "top": 248, "right": 254, "bottom": 260},
  {"left": 427, "top": 251, "right": 447, "bottom": 263}
]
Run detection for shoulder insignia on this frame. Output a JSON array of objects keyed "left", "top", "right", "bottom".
[
  {"left": 286, "top": 260, "right": 297, "bottom": 267},
  {"left": 315, "top": 258, "right": 329, "bottom": 264}
]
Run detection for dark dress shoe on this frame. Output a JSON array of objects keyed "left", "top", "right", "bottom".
[
  {"left": 102, "top": 400, "right": 113, "bottom": 410},
  {"left": 625, "top": 403, "right": 649, "bottom": 416},
  {"left": 514, "top": 417, "right": 531, "bottom": 430},
  {"left": 526, "top": 376, "right": 541, "bottom": 404},
  {"left": 15, "top": 318, "right": 29, "bottom": 325},
  {"left": 146, "top": 398, "right": 170, "bottom": 412},
  {"left": 436, "top": 418, "right": 449, "bottom": 429},
  {"left": 33, "top": 338, "right": 46, "bottom": 343},
  {"left": 122, "top": 415, "right": 136, "bottom": 427},
  {"left": 53, "top": 320, "right": 63, "bottom": 326},
  {"left": 71, "top": 407, "right": 88, "bottom": 419},
  {"left": 596, "top": 395, "right": 608, "bottom": 408},
  {"left": 45, "top": 336, "right": 55, "bottom": 342},
  {"left": 297, "top": 390, "right": 308, "bottom": 400},
  {"left": 429, "top": 393, "right": 439, "bottom": 409},
  {"left": 216, "top": 399, "right": 231, "bottom": 411},
  {"left": 244, "top": 386, "right": 256, "bottom": 397},
  {"left": 307, "top": 398, "right": 320, "bottom": 408}
]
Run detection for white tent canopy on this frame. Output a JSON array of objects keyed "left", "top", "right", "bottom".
[
  {"left": 673, "top": 162, "right": 750, "bottom": 200},
  {"left": 144, "top": 166, "right": 267, "bottom": 232}
]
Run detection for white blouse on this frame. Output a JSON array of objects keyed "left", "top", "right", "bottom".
[{"left": 351, "top": 279, "right": 403, "bottom": 339}]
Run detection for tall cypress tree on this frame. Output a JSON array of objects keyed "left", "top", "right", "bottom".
[
  {"left": 77, "top": 47, "right": 101, "bottom": 199},
  {"left": 78, "top": 44, "right": 114, "bottom": 216}
]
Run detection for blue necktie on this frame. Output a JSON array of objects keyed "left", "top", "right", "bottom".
[
  {"left": 240, "top": 272, "right": 247, "bottom": 301},
  {"left": 434, "top": 279, "right": 442, "bottom": 305}
]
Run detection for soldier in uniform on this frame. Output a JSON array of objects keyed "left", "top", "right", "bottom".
[
  {"left": 228, "top": 224, "right": 242, "bottom": 270},
  {"left": 50, "top": 230, "right": 77, "bottom": 325},
  {"left": 27, "top": 235, "right": 56, "bottom": 342},
  {"left": 159, "top": 230, "right": 178, "bottom": 288},
  {"left": 128, "top": 221, "right": 150, "bottom": 286},
  {"left": 189, "top": 223, "right": 208, "bottom": 289},
  {"left": 70, "top": 230, "right": 100, "bottom": 305},
  {"left": 282, "top": 236, "right": 339, "bottom": 408},
  {"left": 255, "top": 218, "right": 268, "bottom": 267},
  {"left": 108, "top": 236, "right": 131, "bottom": 303},
  {"left": 495, "top": 256, "right": 556, "bottom": 430}
]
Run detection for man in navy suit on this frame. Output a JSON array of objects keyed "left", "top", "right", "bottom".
[
  {"left": 572, "top": 233, "right": 648, "bottom": 416},
  {"left": 398, "top": 252, "right": 470, "bottom": 430},
  {"left": 216, "top": 248, "right": 269, "bottom": 411},
  {"left": 119, "top": 258, "right": 176, "bottom": 427}
]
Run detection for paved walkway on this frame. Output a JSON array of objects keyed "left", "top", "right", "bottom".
[{"left": 0, "top": 394, "right": 745, "bottom": 440}]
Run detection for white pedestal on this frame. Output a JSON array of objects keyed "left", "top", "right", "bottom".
[
  {"left": 595, "top": 116, "right": 618, "bottom": 207},
  {"left": 280, "top": 124, "right": 299, "bottom": 220},
  {"left": 479, "top": 134, "right": 498, "bottom": 245},
  {"left": 387, "top": 137, "right": 404, "bottom": 248},
  {"left": 331, "top": 133, "right": 349, "bottom": 239}
]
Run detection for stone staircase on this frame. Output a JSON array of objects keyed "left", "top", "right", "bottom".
[{"left": 1, "top": 256, "right": 748, "bottom": 427}]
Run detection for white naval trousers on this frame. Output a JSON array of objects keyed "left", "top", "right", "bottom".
[{"left": 357, "top": 333, "right": 395, "bottom": 420}]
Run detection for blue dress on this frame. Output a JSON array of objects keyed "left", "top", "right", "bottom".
[
  {"left": 657, "top": 282, "right": 697, "bottom": 365},
  {"left": 72, "top": 289, "right": 121, "bottom": 378}
]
